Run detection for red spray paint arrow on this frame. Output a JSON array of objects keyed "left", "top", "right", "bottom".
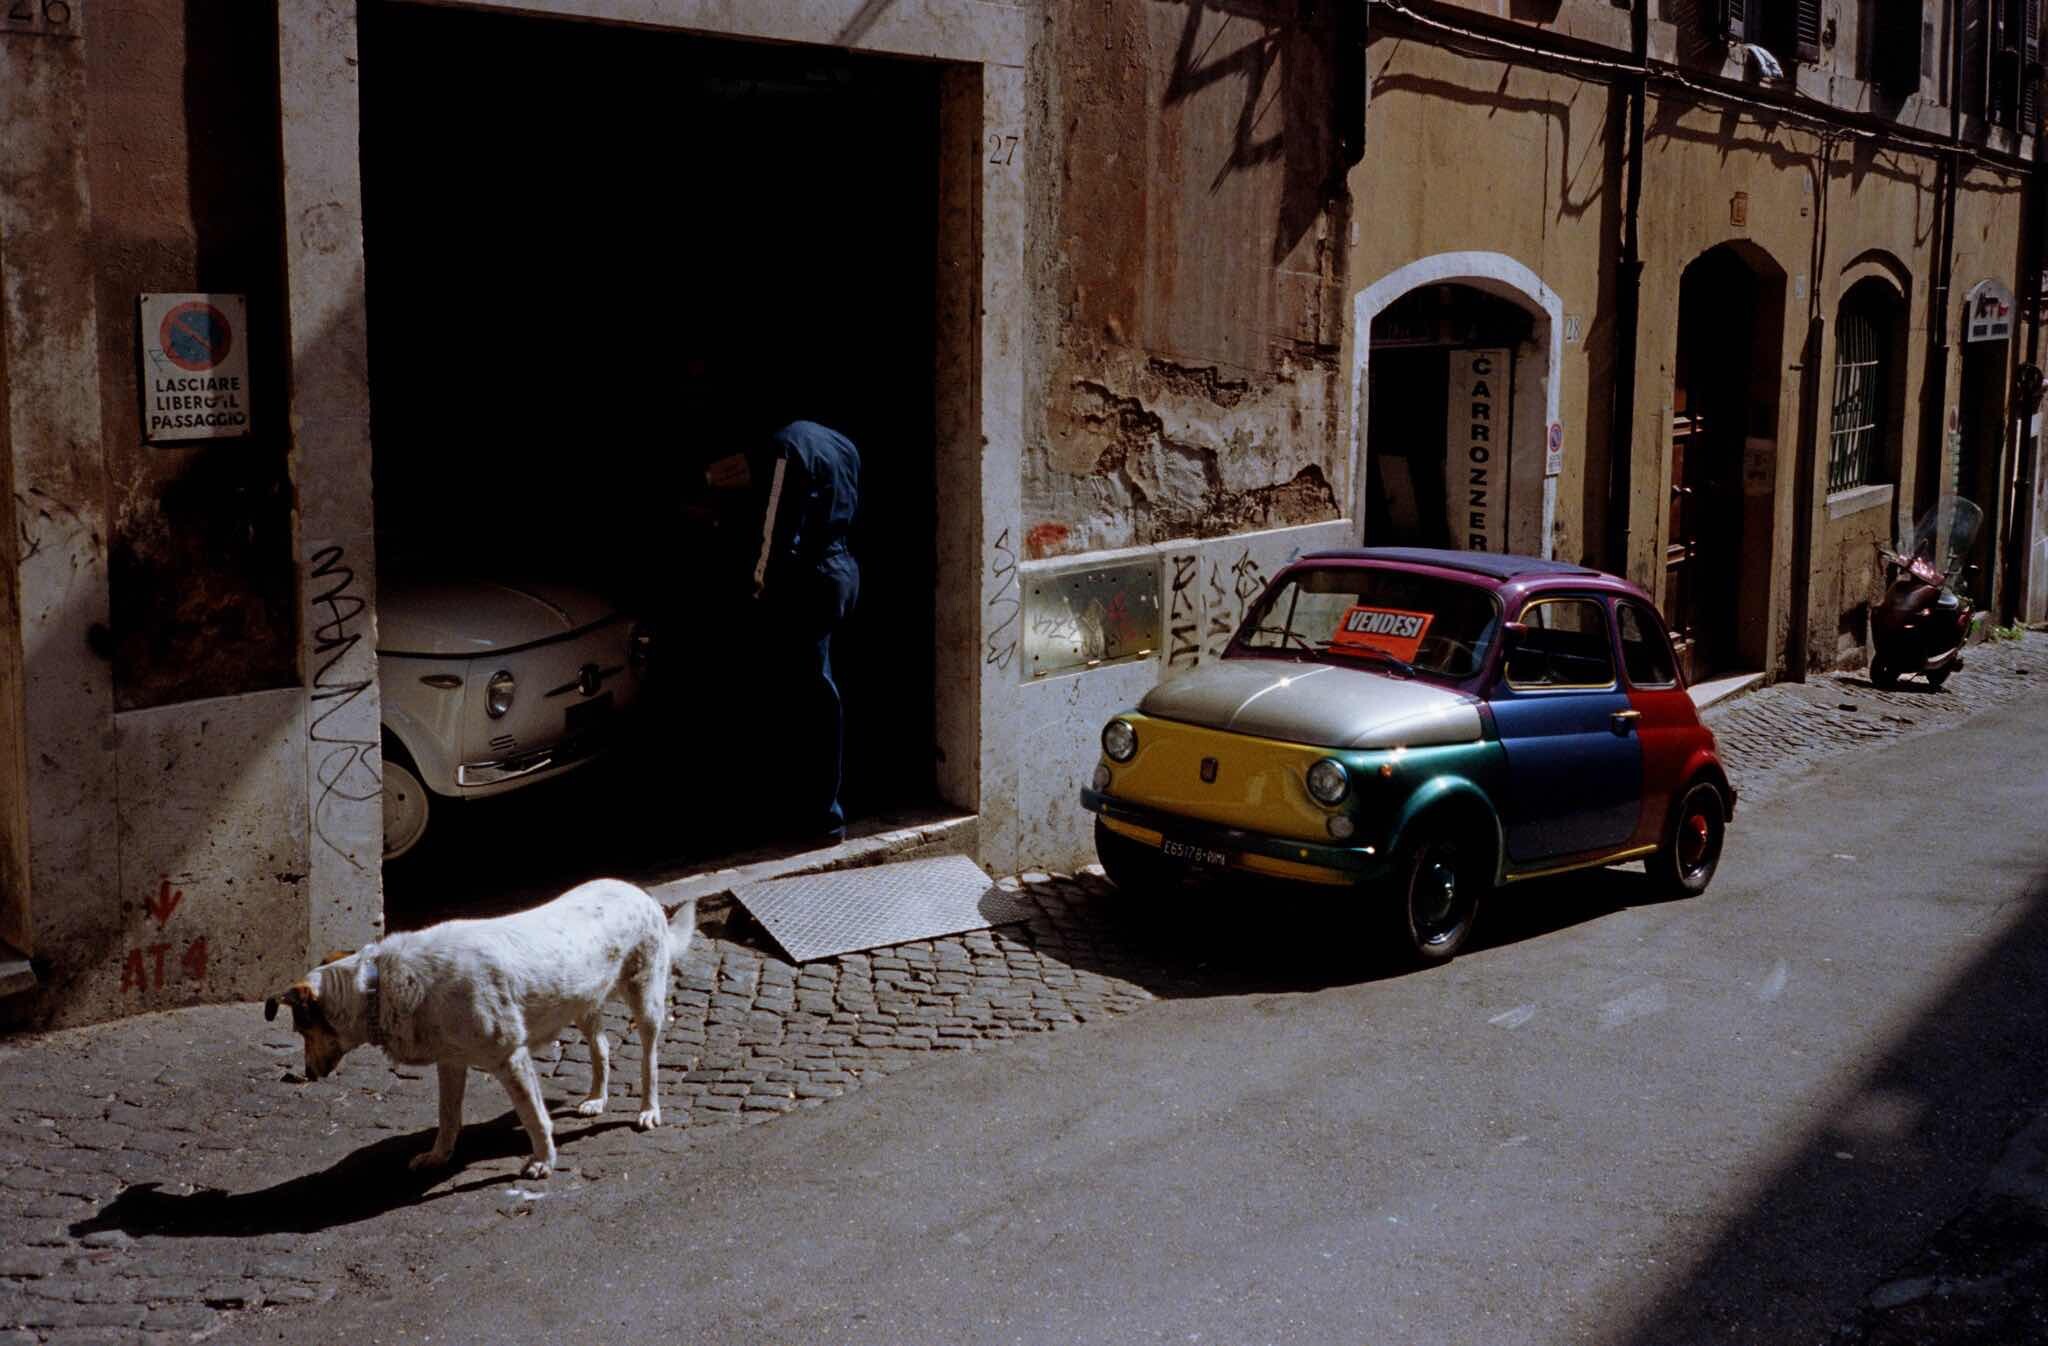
[{"left": 145, "top": 878, "right": 183, "bottom": 928}]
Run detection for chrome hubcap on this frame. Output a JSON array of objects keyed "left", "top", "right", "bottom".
[
  {"left": 1678, "top": 808, "right": 1713, "bottom": 877},
  {"left": 1414, "top": 848, "right": 1466, "bottom": 943}
]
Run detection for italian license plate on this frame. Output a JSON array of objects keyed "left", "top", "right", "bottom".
[
  {"left": 1161, "top": 838, "right": 1228, "bottom": 867},
  {"left": 564, "top": 692, "right": 614, "bottom": 734}
]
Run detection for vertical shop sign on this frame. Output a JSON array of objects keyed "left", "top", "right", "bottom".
[
  {"left": 139, "top": 293, "right": 251, "bottom": 442},
  {"left": 1446, "top": 348, "right": 1509, "bottom": 552}
]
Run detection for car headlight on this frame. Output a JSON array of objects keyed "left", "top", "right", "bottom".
[
  {"left": 1101, "top": 718, "right": 1138, "bottom": 763},
  {"left": 486, "top": 669, "right": 516, "bottom": 719},
  {"left": 628, "top": 622, "right": 653, "bottom": 673},
  {"left": 1306, "top": 758, "right": 1349, "bottom": 806}
]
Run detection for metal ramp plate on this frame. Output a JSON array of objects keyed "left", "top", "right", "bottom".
[{"left": 730, "top": 854, "right": 1034, "bottom": 963}]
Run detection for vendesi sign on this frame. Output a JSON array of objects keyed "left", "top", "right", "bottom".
[
  {"left": 139, "top": 293, "right": 251, "bottom": 442},
  {"left": 1445, "top": 348, "right": 1509, "bottom": 552}
]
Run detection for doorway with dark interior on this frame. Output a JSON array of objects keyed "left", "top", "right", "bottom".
[
  {"left": 1668, "top": 244, "right": 1782, "bottom": 683},
  {"left": 360, "top": 5, "right": 942, "bottom": 907},
  {"left": 1364, "top": 284, "right": 1533, "bottom": 551}
]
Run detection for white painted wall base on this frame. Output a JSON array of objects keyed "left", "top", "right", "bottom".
[{"left": 1008, "top": 519, "right": 1354, "bottom": 870}]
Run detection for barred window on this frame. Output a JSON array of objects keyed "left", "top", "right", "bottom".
[{"left": 1827, "top": 282, "right": 1900, "bottom": 493}]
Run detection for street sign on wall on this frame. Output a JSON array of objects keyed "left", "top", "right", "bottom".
[
  {"left": 139, "top": 293, "right": 251, "bottom": 442},
  {"left": 1964, "top": 279, "right": 2014, "bottom": 343}
]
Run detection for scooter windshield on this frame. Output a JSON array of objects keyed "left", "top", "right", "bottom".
[{"left": 1901, "top": 497, "right": 1983, "bottom": 580}]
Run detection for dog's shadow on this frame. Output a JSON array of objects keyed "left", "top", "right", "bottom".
[{"left": 70, "top": 1110, "right": 637, "bottom": 1240}]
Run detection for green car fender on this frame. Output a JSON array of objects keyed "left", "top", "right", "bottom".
[{"left": 1383, "top": 746, "right": 1510, "bottom": 886}]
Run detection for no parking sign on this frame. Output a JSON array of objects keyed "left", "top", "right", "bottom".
[{"left": 139, "top": 293, "right": 251, "bottom": 443}]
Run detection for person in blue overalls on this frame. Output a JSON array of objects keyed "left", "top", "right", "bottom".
[{"left": 706, "top": 420, "right": 862, "bottom": 841}]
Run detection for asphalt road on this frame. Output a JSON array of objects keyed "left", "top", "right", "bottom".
[{"left": 246, "top": 692, "right": 2048, "bottom": 1346}]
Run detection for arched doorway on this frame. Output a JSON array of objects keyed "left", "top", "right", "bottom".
[
  {"left": 1352, "top": 253, "right": 1562, "bottom": 558},
  {"left": 1668, "top": 243, "right": 1786, "bottom": 681}
]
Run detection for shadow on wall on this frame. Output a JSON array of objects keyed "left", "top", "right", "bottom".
[{"left": 1162, "top": 0, "right": 1352, "bottom": 265}]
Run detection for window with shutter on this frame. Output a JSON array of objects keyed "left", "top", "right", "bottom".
[
  {"left": 1757, "top": 0, "right": 1821, "bottom": 63},
  {"left": 1962, "top": 0, "right": 1990, "bottom": 119},
  {"left": 1873, "top": 0, "right": 1925, "bottom": 92},
  {"left": 2023, "top": 0, "right": 2041, "bottom": 128}
]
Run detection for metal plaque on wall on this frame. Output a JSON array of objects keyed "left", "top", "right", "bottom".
[{"left": 1023, "top": 559, "right": 1161, "bottom": 678}]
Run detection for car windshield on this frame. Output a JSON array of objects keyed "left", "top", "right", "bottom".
[{"left": 1233, "top": 565, "right": 1502, "bottom": 679}]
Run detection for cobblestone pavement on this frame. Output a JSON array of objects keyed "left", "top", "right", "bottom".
[{"left": 1, "top": 633, "right": 2043, "bottom": 1344}]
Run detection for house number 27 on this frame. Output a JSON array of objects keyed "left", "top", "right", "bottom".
[{"left": 988, "top": 134, "right": 1021, "bottom": 165}]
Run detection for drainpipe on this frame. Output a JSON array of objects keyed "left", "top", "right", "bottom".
[
  {"left": 1604, "top": 0, "right": 1648, "bottom": 579},
  {"left": 1925, "top": 0, "right": 1964, "bottom": 526},
  {"left": 1787, "top": 137, "right": 1832, "bottom": 681}
]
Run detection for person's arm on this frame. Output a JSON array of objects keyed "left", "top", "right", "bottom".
[{"left": 750, "top": 453, "right": 789, "bottom": 598}]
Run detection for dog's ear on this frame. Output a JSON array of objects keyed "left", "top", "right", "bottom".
[{"left": 319, "top": 949, "right": 354, "bottom": 966}]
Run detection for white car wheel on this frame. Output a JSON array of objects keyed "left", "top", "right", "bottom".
[{"left": 382, "top": 755, "right": 432, "bottom": 862}]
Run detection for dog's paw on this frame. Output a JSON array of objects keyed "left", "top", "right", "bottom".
[
  {"left": 574, "top": 1098, "right": 606, "bottom": 1117},
  {"left": 636, "top": 1106, "right": 661, "bottom": 1131},
  {"left": 521, "top": 1156, "right": 554, "bottom": 1180},
  {"left": 408, "top": 1149, "right": 453, "bottom": 1172}
]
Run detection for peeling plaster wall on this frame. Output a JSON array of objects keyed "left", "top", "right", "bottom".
[
  {"left": 86, "top": 0, "right": 299, "bottom": 715},
  {"left": 1024, "top": 0, "right": 1351, "bottom": 558}
]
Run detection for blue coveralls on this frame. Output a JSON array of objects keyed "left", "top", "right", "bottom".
[{"left": 750, "top": 421, "right": 861, "bottom": 833}]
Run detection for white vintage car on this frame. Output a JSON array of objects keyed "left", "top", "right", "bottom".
[{"left": 376, "top": 577, "right": 652, "bottom": 860}]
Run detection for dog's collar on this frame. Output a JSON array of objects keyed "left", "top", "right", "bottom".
[{"left": 362, "top": 959, "right": 387, "bottom": 1050}]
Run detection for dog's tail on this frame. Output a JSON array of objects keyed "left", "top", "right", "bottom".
[{"left": 666, "top": 897, "right": 697, "bottom": 960}]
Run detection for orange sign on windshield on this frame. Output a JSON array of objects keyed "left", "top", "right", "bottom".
[{"left": 1332, "top": 605, "right": 1434, "bottom": 661}]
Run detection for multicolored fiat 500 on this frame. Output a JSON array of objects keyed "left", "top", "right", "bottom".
[{"left": 1080, "top": 548, "right": 1735, "bottom": 962}]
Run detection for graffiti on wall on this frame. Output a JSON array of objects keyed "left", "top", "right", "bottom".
[
  {"left": 1023, "top": 559, "right": 1161, "bottom": 677},
  {"left": 985, "top": 527, "right": 1022, "bottom": 672},
  {"left": 307, "top": 544, "right": 380, "bottom": 868},
  {"left": 118, "top": 876, "right": 207, "bottom": 995}
]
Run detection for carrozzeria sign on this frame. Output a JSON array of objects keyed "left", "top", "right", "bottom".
[{"left": 139, "top": 293, "right": 251, "bottom": 442}]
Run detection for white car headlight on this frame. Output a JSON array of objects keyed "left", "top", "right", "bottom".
[
  {"left": 1306, "top": 758, "right": 1350, "bottom": 806},
  {"left": 1101, "top": 718, "right": 1138, "bottom": 763},
  {"left": 486, "top": 669, "right": 516, "bottom": 719}
]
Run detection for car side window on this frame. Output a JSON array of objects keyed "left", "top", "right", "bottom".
[
  {"left": 1615, "top": 600, "right": 1678, "bottom": 688},
  {"left": 1506, "top": 597, "right": 1616, "bottom": 689}
]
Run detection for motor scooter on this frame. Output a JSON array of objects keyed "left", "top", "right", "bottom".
[{"left": 1869, "top": 497, "right": 1982, "bottom": 689}]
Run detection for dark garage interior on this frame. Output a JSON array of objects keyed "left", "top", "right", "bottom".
[{"left": 360, "top": 3, "right": 943, "bottom": 905}]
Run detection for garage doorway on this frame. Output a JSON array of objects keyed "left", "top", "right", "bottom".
[
  {"left": 1364, "top": 284, "right": 1536, "bottom": 551},
  {"left": 361, "top": 5, "right": 944, "bottom": 895}
]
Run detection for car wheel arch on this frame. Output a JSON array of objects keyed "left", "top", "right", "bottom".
[
  {"left": 1389, "top": 778, "right": 1506, "bottom": 886},
  {"left": 379, "top": 709, "right": 458, "bottom": 798}
]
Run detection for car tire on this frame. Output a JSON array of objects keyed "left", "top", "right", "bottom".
[
  {"left": 1387, "top": 820, "right": 1484, "bottom": 964},
  {"left": 1869, "top": 655, "right": 1899, "bottom": 688},
  {"left": 1651, "top": 779, "right": 1725, "bottom": 898},
  {"left": 1925, "top": 663, "right": 1952, "bottom": 688},
  {"left": 1094, "top": 818, "right": 1178, "bottom": 899},
  {"left": 381, "top": 737, "right": 432, "bottom": 863}
]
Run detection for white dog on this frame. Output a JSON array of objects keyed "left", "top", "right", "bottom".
[{"left": 265, "top": 878, "right": 688, "bottom": 1179}]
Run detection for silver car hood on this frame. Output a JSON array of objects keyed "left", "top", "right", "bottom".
[{"left": 1139, "top": 658, "right": 1483, "bottom": 750}]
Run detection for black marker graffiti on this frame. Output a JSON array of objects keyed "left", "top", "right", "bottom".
[
  {"left": 985, "top": 528, "right": 1020, "bottom": 671},
  {"left": 1168, "top": 552, "right": 1201, "bottom": 668},
  {"left": 307, "top": 545, "right": 381, "bottom": 870}
]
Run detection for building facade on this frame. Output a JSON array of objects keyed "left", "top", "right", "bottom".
[{"left": 1, "top": 0, "right": 2041, "bottom": 1029}]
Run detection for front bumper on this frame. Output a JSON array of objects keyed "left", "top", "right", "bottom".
[
  {"left": 455, "top": 729, "right": 610, "bottom": 790},
  {"left": 1081, "top": 786, "right": 1391, "bottom": 886}
]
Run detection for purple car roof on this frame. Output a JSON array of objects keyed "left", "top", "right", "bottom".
[{"left": 1293, "top": 547, "right": 1653, "bottom": 607}]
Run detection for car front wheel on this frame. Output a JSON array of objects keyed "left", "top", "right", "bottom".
[
  {"left": 1389, "top": 823, "right": 1484, "bottom": 963},
  {"left": 1651, "top": 780, "right": 1725, "bottom": 897},
  {"left": 382, "top": 741, "right": 432, "bottom": 863}
]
